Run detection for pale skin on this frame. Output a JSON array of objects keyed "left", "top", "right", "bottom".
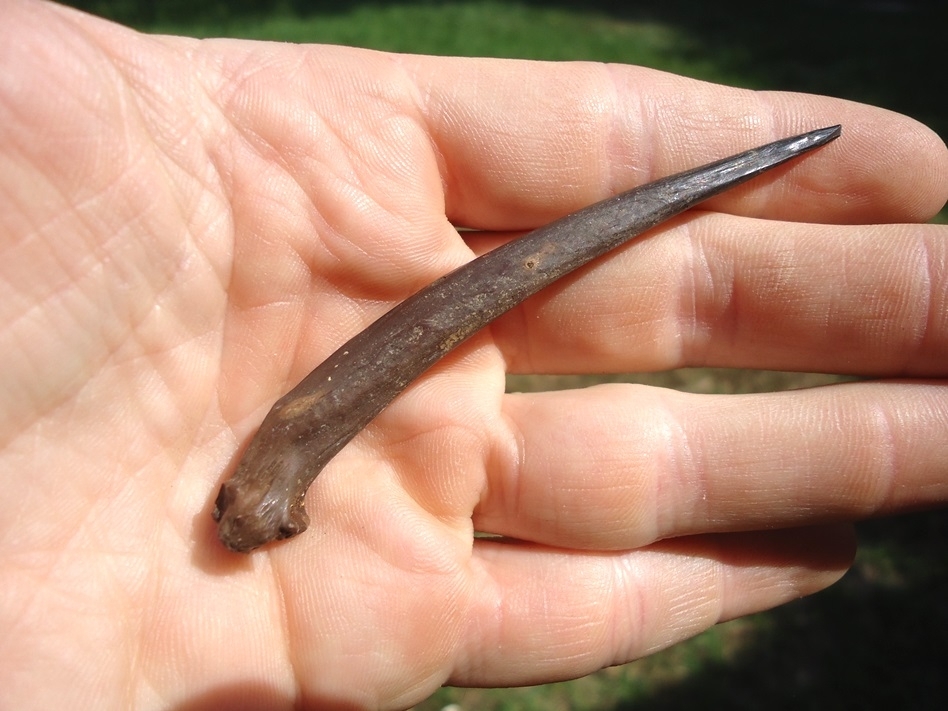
[{"left": 1, "top": 1, "right": 947, "bottom": 710}]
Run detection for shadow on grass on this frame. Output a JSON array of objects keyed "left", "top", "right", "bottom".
[{"left": 551, "top": 0, "right": 947, "bottom": 142}]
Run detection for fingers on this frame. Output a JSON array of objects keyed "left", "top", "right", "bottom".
[
  {"left": 477, "top": 381, "right": 948, "bottom": 550},
  {"left": 489, "top": 218, "right": 948, "bottom": 377},
  {"left": 452, "top": 525, "right": 853, "bottom": 686},
  {"left": 403, "top": 56, "right": 948, "bottom": 227}
]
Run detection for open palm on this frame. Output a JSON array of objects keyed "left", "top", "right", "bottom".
[{"left": 2, "top": 2, "right": 947, "bottom": 709}]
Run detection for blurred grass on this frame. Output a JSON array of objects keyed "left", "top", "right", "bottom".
[{"left": 58, "top": 1, "right": 948, "bottom": 708}]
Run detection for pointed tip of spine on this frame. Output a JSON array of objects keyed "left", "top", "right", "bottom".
[
  {"left": 811, "top": 124, "right": 842, "bottom": 143},
  {"left": 795, "top": 124, "right": 842, "bottom": 151},
  {"left": 760, "top": 124, "right": 842, "bottom": 168}
]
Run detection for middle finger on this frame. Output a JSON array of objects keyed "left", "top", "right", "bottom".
[{"left": 488, "top": 216, "right": 947, "bottom": 377}]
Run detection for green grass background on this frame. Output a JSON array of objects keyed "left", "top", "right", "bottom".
[{"left": 59, "top": 1, "right": 948, "bottom": 708}]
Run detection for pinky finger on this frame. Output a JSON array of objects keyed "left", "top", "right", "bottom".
[{"left": 452, "top": 524, "right": 855, "bottom": 687}]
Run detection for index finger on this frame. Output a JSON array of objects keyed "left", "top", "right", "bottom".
[{"left": 400, "top": 56, "right": 948, "bottom": 228}]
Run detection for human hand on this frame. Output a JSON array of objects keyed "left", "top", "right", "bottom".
[{"left": 1, "top": 1, "right": 946, "bottom": 709}]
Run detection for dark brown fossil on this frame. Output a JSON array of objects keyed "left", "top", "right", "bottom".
[{"left": 213, "top": 125, "right": 842, "bottom": 552}]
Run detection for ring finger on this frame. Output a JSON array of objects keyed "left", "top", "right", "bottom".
[{"left": 477, "top": 379, "right": 948, "bottom": 548}]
